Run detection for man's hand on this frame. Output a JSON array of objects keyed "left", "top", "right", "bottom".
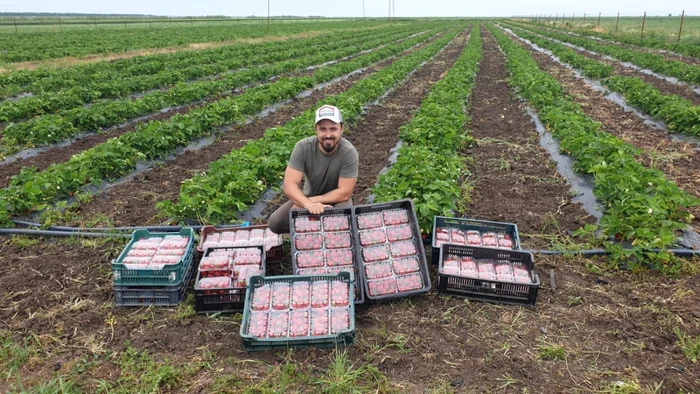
[{"left": 293, "top": 202, "right": 332, "bottom": 214}]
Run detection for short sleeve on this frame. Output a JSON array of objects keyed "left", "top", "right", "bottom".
[
  {"left": 288, "top": 140, "right": 306, "bottom": 172},
  {"left": 340, "top": 147, "right": 359, "bottom": 179}
]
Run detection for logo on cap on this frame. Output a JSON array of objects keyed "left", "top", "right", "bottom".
[{"left": 318, "top": 106, "right": 335, "bottom": 117}]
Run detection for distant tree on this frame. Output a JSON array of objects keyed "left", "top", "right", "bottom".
[{"left": 668, "top": 13, "right": 672, "bottom": 17}]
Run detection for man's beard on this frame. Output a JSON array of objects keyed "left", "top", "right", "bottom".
[{"left": 321, "top": 138, "right": 337, "bottom": 153}]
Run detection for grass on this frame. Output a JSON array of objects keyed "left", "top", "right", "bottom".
[
  {"left": 674, "top": 327, "right": 700, "bottom": 363},
  {"left": 313, "top": 350, "right": 392, "bottom": 394},
  {"left": 537, "top": 343, "right": 567, "bottom": 361},
  {"left": 0, "top": 331, "right": 43, "bottom": 379}
]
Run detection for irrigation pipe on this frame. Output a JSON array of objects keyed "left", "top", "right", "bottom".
[{"left": 0, "top": 228, "right": 131, "bottom": 238}]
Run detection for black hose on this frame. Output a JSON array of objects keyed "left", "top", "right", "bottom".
[
  {"left": 0, "top": 228, "right": 131, "bottom": 238},
  {"left": 12, "top": 220, "right": 247, "bottom": 233}
]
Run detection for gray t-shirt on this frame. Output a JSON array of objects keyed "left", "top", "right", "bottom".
[{"left": 288, "top": 136, "right": 359, "bottom": 197}]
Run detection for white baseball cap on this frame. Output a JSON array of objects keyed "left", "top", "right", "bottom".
[{"left": 315, "top": 105, "right": 343, "bottom": 125}]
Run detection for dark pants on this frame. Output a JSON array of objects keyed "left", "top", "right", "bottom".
[{"left": 268, "top": 198, "right": 354, "bottom": 234}]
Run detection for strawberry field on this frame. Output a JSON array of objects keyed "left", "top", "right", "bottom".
[{"left": 0, "top": 20, "right": 699, "bottom": 393}]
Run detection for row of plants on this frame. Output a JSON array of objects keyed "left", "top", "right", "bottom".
[
  {"left": 158, "top": 29, "right": 465, "bottom": 224},
  {"left": 371, "top": 28, "right": 482, "bottom": 232},
  {"left": 0, "top": 20, "right": 396, "bottom": 63},
  {"left": 0, "top": 28, "right": 439, "bottom": 156},
  {"left": 510, "top": 21, "right": 700, "bottom": 85},
  {"left": 521, "top": 20, "right": 700, "bottom": 59},
  {"left": 0, "top": 26, "right": 422, "bottom": 120},
  {"left": 0, "top": 27, "right": 457, "bottom": 226},
  {"left": 488, "top": 24, "right": 699, "bottom": 272},
  {"left": 0, "top": 23, "right": 409, "bottom": 94},
  {"left": 502, "top": 24, "right": 700, "bottom": 137}
]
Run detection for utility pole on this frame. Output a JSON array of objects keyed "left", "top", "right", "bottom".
[
  {"left": 267, "top": 0, "right": 271, "bottom": 33},
  {"left": 615, "top": 12, "right": 619, "bottom": 32},
  {"left": 678, "top": 10, "right": 685, "bottom": 43},
  {"left": 640, "top": 11, "right": 646, "bottom": 39},
  {"left": 362, "top": 0, "right": 366, "bottom": 22},
  {"left": 388, "top": 0, "right": 391, "bottom": 23},
  {"left": 393, "top": 0, "right": 395, "bottom": 20}
]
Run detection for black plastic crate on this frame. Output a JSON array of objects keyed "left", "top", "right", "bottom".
[
  {"left": 289, "top": 207, "right": 365, "bottom": 305},
  {"left": 239, "top": 272, "right": 355, "bottom": 352},
  {"left": 437, "top": 244, "right": 540, "bottom": 307},
  {"left": 351, "top": 199, "right": 431, "bottom": 300},
  {"left": 114, "top": 254, "right": 194, "bottom": 307},
  {"left": 430, "top": 216, "right": 521, "bottom": 265},
  {"left": 194, "top": 246, "right": 266, "bottom": 314}
]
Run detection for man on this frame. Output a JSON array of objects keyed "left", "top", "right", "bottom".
[{"left": 268, "top": 105, "right": 358, "bottom": 234}]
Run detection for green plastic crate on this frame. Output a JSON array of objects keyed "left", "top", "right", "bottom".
[
  {"left": 114, "top": 255, "right": 194, "bottom": 307},
  {"left": 239, "top": 273, "right": 355, "bottom": 352},
  {"left": 112, "top": 228, "right": 195, "bottom": 286}
]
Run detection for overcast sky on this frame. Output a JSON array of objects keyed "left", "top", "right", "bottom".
[{"left": 2, "top": 0, "right": 697, "bottom": 17}]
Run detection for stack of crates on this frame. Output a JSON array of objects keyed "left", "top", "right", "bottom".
[{"left": 112, "top": 228, "right": 196, "bottom": 306}]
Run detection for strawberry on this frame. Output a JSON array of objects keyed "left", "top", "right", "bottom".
[
  {"left": 132, "top": 239, "right": 161, "bottom": 250},
  {"left": 362, "top": 245, "right": 390, "bottom": 263},
  {"left": 466, "top": 231, "right": 482, "bottom": 246},
  {"left": 199, "top": 255, "right": 230, "bottom": 271},
  {"left": 326, "top": 265, "right": 354, "bottom": 276},
  {"left": 160, "top": 238, "right": 188, "bottom": 249},
  {"left": 296, "top": 250, "right": 325, "bottom": 268},
  {"left": 359, "top": 229, "right": 386, "bottom": 247},
  {"left": 197, "top": 277, "right": 231, "bottom": 295},
  {"left": 122, "top": 257, "right": 150, "bottom": 266},
  {"left": 271, "top": 283, "right": 291, "bottom": 310},
  {"left": 389, "top": 240, "right": 416, "bottom": 258},
  {"left": 331, "top": 308, "right": 350, "bottom": 334},
  {"left": 386, "top": 225, "right": 412, "bottom": 242},
  {"left": 494, "top": 262, "right": 512, "bottom": 275},
  {"left": 248, "top": 229, "right": 265, "bottom": 246},
  {"left": 234, "top": 266, "right": 262, "bottom": 288},
  {"left": 247, "top": 311, "right": 269, "bottom": 338},
  {"left": 441, "top": 264, "right": 460, "bottom": 276},
  {"left": 497, "top": 234, "right": 514, "bottom": 249},
  {"left": 127, "top": 248, "right": 156, "bottom": 258},
  {"left": 310, "top": 309, "right": 329, "bottom": 336},
  {"left": 364, "top": 262, "right": 393, "bottom": 280},
  {"left": 367, "top": 278, "right": 397, "bottom": 296},
  {"left": 294, "top": 233, "right": 323, "bottom": 251},
  {"left": 322, "top": 215, "right": 350, "bottom": 232},
  {"left": 311, "top": 281, "right": 329, "bottom": 308},
  {"left": 251, "top": 284, "right": 271, "bottom": 311},
  {"left": 436, "top": 227, "right": 450, "bottom": 241},
  {"left": 325, "top": 249, "right": 353, "bottom": 267},
  {"left": 233, "top": 230, "right": 250, "bottom": 247},
  {"left": 294, "top": 216, "right": 322, "bottom": 233},
  {"left": 324, "top": 232, "right": 352, "bottom": 249},
  {"left": 357, "top": 212, "right": 383, "bottom": 230},
  {"left": 513, "top": 274, "right": 532, "bottom": 284},
  {"left": 297, "top": 268, "right": 328, "bottom": 275},
  {"left": 289, "top": 310, "right": 309, "bottom": 337},
  {"left": 267, "top": 311, "right": 289, "bottom": 338},
  {"left": 330, "top": 281, "right": 350, "bottom": 307},
  {"left": 450, "top": 230, "right": 467, "bottom": 245},
  {"left": 382, "top": 209, "right": 409, "bottom": 226},
  {"left": 291, "top": 282, "right": 310, "bottom": 309},
  {"left": 150, "top": 255, "right": 181, "bottom": 265},
  {"left": 481, "top": 232, "right": 498, "bottom": 247},
  {"left": 392, "top": 256, "right": 420, "bottom": 275},
  {"left": 155, "top": 248, "right": 185, "bottom": 257},
  {"left": 396, "top": 273, "right": 423, "bottom": 292}
]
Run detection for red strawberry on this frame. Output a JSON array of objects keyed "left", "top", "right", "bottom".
[
  {"left": 324, "top": 232, "right": 352, "bottom": 249},
  {"left": 127, "top": 249, "right": 156, "bottom": 258},
  {"left": 294, "top": 233, "right": 323, "bottom": 251},
  {"left": 267, "top": 311, "right": 289, "bottom": 338},
  {"left": 247, "top": 311, "right": 269, "bottom": 338},
  {"left": 325, "top": 249, "right": 353, "bottom": 267},
  {"left": 364, "top": 262, "right": 393, "bottom": 280},
  {"left": 481, "top": 233, "right": 498, "bottom": 247},
  {"left": 233, "top": 230, "right": 250, "bottom": 247},
  {"left": 289, "top": 310, "right": 309, "bottom": 337},
  {"left": 297, "top": 268, "right": 328, "bottom": 275},
  {"left": 330, "top": 281, "right": 350, "bottom": 307},
  {"left": 451, "top": 229, "right": 467, "bottom": 245},
  {"left": 392, "top": 256, "right": 420, "bottom": 275},
  {"left": 291, "top": 282, "right": 310, "bottom": 309},
  {"left": 310, "top": 309, "right": 329, "bottom": 336},
  {"left": 389, "top": 240, "right": 416, "bottom": 258},
  {"left": 331, "top": 308, "right": 350, "bottom": 333},
  {"left": 466, "top": 231, "right": 482, "bottom": 246},
  {"left": 294, "top": 216, "right": 322, "bottom": 233},
  {"left": 322, "top": 215, "right": 350, "bottom": 232},
  {"left": 359, "top": 229, "right": 387, "bottom": 247},
  {"left": 197, "top": 276, "right": 232, "bottom": 295},
  {"left": 497, "top": 234, "right": 514, "bottom": 249},
  {"left": 386, "top": 225, "right": 412, "bottom": 242},
  {"left": 396, "top": 273, "right": 423, "bottom": 292},
  {"left": 271, "top": 283, "right": 291, "bottom": 310},
  {"left": 362, "top": 245, "right": 390, "bottom": 263},
  {"left": 326, "top": 265, "right": 354, "bottom": 276},
  {"left": 357, "top": 213, "right": 383, "bottom": 229},
  {"left": 382, "top": 209, "right": 409, "bottom": 226},
  {"left": 311, "top": 281, "right": 329, "bottom": 308},
  {"left": 251, "top": 284, "right": 271, "bottom": 311},
  {"left": 367, "top": 278, "right": 397, "bottom": 296},
  {"left": 436, "top": 227, "right": 450, "bottom": 242},
  {"left": 296, "top": 250, "right": 325, "bottom": 268}
]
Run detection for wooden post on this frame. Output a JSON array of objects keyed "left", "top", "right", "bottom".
[
  {"left": 59, "top": 17, "right": 62, "bottom": 32},
  {"left": 13, "top": 17, "right": 17, "bottom": 33},
  {"left": 641, "top": 11, "right": 646, "bottom": 39},
  {"left": 598, "top": 12, "right": 601, "bottom": 27},
  {"left": 678, "top": 10, "right": 685, "bottom": 44},
  {"left": 572, "top": 14, "right": 575, "bottom": 24},
  {"left": 582, "top": 13, "right": 586, "bottom": 25},
  {"left": 555, "top": 14, "right": 558, "bottom": 23},
  {"left": 615, "top": 12, "right": 620, "bottom": 32}
]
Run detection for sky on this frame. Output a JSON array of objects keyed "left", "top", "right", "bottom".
[{"left": 2, "top": 0, "right": 698, "bottom": 18}]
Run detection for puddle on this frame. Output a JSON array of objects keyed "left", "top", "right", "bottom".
[{"left": 525, "top": 107, "right": 604, "bottom": 220}]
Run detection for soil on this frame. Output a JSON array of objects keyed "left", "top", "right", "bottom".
[
  {"left": 63, "top": 33, "right": 444, "bottom": 227},
  {"left": 465, "top": 28, "right": 595, "bottom": 250},
  {"left": 1, "top": 23, "right": 699, "bottom": 394},
  {"left": 515, "top": 34, "right": 700, "bottom": 235}
]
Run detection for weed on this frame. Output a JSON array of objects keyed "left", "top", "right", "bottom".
[
  {"left": 567, "top": 296, "right": 583, "bottom": 306},
  {"left": 313, "top": 350, "right": 389, "bottom": 394},
  {"left": 173, "top": 294, "right": 196, "bottom": 320},
  {"left": 674, "top": 327, "right": 700, "bottom": 363},
  {"left": 537, "top": 344, "right": 566, "bottom": 361},
  {"left": 0, "top": 331, "right": 41, "bottom": 379},
  {"left": 4, "top": 235, "right": 41, "bottom": 248},
  {"left": 599, "top": 379, "right": 663, "bottom": 394}
]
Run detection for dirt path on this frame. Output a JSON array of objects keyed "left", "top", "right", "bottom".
[
  {"left": 513, "top": 33, "right": 700, "bottom": 235},
  {"left": 464, "top": 27, "right": 594, "bottom": 250}
]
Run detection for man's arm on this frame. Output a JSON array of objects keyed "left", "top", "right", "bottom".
[
  {"left": 282, "top": 166, "right": 329, "bottom": 214},
  {"left": 308, "top": 177, "right": 356, "bottom": 205}
]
